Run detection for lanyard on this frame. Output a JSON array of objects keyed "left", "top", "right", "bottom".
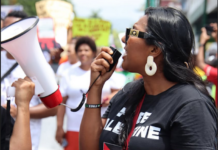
[{"left": 125, "top": 94, "right": 145, "bottom": 150}]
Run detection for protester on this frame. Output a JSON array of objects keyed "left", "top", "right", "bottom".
[
  {"left": 49, "top": 43, "right": 64, "bottom": 73},
  {"left": 195, "top": 23, "right": 218, "bottom": 107},
  {"left": 80, "top": 7, "right": 218, "bottom": 150},
  {"left": 56, "top": 37, "right": 81, "bottom": 81},
  {"left": 56, "top": 36, "right": 122, "bottom": 150},
  {"left": 1, "top": 10, "right": 58, "bottom": 150},
  {"left": 1, "top": 77, "right": 35, "bottom": 150}
]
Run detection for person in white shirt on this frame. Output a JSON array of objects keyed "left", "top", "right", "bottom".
[
  {"left": 55, "top": 36, "right": 123, "bottom": 150},
  {"left": 1, "top": 11, "right": 58, "bottom": 150},
  {"left": 56, "top": 37, "right": 81, "bottom": 82}
]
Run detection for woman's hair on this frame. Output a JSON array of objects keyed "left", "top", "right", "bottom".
[
  {"left": 75, "top": 36, "right": 97, "bottom": 53},
  {"left": 118, "top": 7, "right": 215, "bottom": 148},
  {"left": 6, "top": 10, "right": 28, "bottom": 19}
]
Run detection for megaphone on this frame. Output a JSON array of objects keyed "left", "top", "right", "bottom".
[{"left": 1, "top": 16, "right": 62, "bottom": 108}]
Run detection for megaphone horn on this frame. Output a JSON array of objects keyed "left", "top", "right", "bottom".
[{"left": 1, "top": 16, "right": 62, "bottom": 108}]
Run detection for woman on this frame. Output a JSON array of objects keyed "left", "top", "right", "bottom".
[
  {"left": 56, "top": 36, "right": 121, "bottom": 150},
  {"left": 80, "top": 7, "right": 218, "bottom": 150}
]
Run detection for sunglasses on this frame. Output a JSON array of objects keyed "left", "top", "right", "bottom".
[{"left": 125, "top": 28, "right": 155, "bottom": 44}]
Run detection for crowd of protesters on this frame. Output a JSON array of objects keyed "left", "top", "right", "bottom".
[{"left": 1, "top": 8, "right": 217, "bottom": 150}]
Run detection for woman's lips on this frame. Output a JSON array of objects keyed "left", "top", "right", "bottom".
[{"left": 122, "top": 51, "right": 127, "bottom": 59}]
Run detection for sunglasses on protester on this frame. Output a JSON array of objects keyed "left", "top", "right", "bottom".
[{"left": 125, "top": 28, "right": 155, "bottom": 44}]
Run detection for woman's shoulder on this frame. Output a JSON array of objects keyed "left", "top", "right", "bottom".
[
  {"left": 110, "top": 79, "right": 143, "bottom": 104},
  {"left": 170, "top": 83, "right": 214, "bottom": 106}
]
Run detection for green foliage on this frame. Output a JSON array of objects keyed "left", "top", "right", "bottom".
[
  {"left": 16, "top": 0, "right": 39, "bottom": 16},
  {"left": 89, "top": 10, "right": 102, "bottom": 19}
]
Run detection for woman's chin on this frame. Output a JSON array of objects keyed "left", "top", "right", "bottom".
[{"left": 121, "top": 63, "right": 129, "bottom": 71}]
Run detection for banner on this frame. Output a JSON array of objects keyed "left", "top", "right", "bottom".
[
  {"left": 37, "top": 18, "right": 56, "bottom": 51},
  {"left": 35, "top": 0, "right": 73, "bottom": 28},
  {"left": 72, "top": 18, "right": 111, "bottom": 46},
  {"left": 1, "top": 5, "right": 23, "bottom": 19},
  {"left": 35, "top": 0, "right": 73, "bottom": 47}
]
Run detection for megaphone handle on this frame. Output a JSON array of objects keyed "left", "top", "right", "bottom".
[{"left": 7, "top": 86, "right": 16, "bottom": 97}]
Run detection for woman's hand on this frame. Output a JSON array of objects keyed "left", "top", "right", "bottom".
[
  {"left": 210, "top": 23, "right": 217, "bottom": 42},
  {"left": 11, "top": 77, "right": 35, "bottom": 108},
  {"left": 200, "top": 27, "right": 210, "bottom": 45},
  {"left": 90, "top": 47, "right": 117, "bottom": 87},
  {"left": 55, "top": 127, "right": 65, "bottom": 145}
]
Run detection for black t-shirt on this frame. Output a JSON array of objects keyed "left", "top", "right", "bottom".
[
  {"left": 1, "top": 106, "right": 15, "bottom": 150},
  {"left": 99, "top": 80, "right": 218, "bottom": 150}
]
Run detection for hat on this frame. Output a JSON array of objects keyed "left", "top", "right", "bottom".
[{"left": 53, "top": 41, "right": 64, "bottom": 52}]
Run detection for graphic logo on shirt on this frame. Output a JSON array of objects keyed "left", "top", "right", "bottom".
[{"left": 104, "top": 107, "right": 161, "bottom": 140}]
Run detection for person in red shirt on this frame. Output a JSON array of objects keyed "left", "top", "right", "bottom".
[{"left": 196, "top": 23, "right": 217, "bottom": 107}]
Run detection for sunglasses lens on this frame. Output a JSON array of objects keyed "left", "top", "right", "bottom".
[{"left": 125, "top": 28, "right": 130, "bottom": 44}]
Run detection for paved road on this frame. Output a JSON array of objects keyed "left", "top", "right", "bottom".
[{"left": 38, "top": 115, "right": 67, "bottom": 150}]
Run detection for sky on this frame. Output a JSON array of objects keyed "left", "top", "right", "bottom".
[{"left": 71, "top": 0, "right": 145, "bottom": 32}]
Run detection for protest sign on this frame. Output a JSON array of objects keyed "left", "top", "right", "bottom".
[
  {"left": 37, "top": 18, "right": 56, "bottom": 51},
  {"left": 35, "top": 0, "right": 73, "bottom": 46},
  {"left": 72, "top": 18, "right": 111, "bottom": 46}
]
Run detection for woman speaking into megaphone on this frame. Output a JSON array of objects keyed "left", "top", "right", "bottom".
[{"left": 79, "top": 7, "right": 217, "bottom": 150}]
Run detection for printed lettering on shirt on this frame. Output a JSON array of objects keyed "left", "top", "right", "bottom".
[
  {"left": 132, "top": 125, "right": 161, "bottom": 140},
  {"left": 112, "top": 122, "right": 123, "bottom": 134},
  {"left": 136, "top": 112, "right": 144, "bottom": 124},
  {"left": 135, "top": 126, "right": 149, "bottom": 138},
  {"left": 140, "top": 112, "right": 152, "bottom": 123},
  {"left": 116, "top": 107, "right": 126, "bottom": 117},
  {"left": 104, "top": 119, "right": 114, "bottom": 131},
  {"left": 104, "top": 118, "right": 111, "bottom": 130},
  {"left": 147, "top": 126, "right": 161, "bottom": 140},
  {"left": 103, "top": 109, "right": 161, "bottom": 139}
]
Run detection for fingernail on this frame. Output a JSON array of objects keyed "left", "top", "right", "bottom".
[{"left": 110, "top": 50, "right": 113, "bottom": 54}]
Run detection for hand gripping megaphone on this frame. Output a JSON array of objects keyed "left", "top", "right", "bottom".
[{"left": 1, "top": 16, "right": 62, "bottom": 108}]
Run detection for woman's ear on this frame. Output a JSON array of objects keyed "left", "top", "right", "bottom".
[{"left": 150, "top": 46, "right": 162, "bottom": 58}]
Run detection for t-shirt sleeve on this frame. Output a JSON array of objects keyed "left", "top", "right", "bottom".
[
  {"left": 102, "top": 97, "right": 114, "bottom": 119},
  {"left": 203, "top": 65, "right": 218, "bottom": 85},
  {"left": 170, "top": 100, "right": 218, "bottom": 150},
  {"left": 102, "top": 80, "right": 140, "bottom": 119},
  {"left": 59, "top": 74, "right": 68, "bottom": 97}
]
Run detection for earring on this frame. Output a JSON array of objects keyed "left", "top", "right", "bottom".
[{"left": 145, "top": 56, "right": 157, "bottom": 76}]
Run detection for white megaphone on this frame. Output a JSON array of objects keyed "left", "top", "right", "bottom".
[{"left": 1, "top": 16, "right": 62, "bottom": 108}]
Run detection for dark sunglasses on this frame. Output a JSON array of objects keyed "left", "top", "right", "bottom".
[{"left": 125, "top": 28, "right": 155, "bottom": 44}]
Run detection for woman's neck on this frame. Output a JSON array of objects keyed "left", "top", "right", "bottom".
[
  {"left": 142, "top": 72, "right": 177, "bottom": 96},
  {"left": 69, "top": 55, "right": 79, "bottom": 65},
  {"left": 79, "top": 64, "right": 91, "bottom": 71}
]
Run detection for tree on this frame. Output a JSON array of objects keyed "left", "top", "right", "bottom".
[{"left": 89, "top": 10, "right": 102, "bottom": 19}]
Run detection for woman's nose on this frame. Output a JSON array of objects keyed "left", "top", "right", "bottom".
[{"left": 121, "top": 35, "right": 125, "bottom": 44}]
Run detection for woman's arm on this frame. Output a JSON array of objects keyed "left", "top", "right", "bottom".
[
  {"left": 2, "top": 99, "right": 58, "bottom": 119},
  {"left": 80, "top": 86, "right": 104, "bottom": 150},
  {"left": 10, "top": 77, "right": 35, "bottom": 150},
  {"left": 195, "top": 27, "right": 210, "bottom": 70},
  {"left": 80, "top": 47, "right": 116, "bottom": 150},
  {"left": 56, "top": 96, "right": 68, "bottom": 144},
  {"left": 29, "top": 103, "right": 58, "bottom": 118}
]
